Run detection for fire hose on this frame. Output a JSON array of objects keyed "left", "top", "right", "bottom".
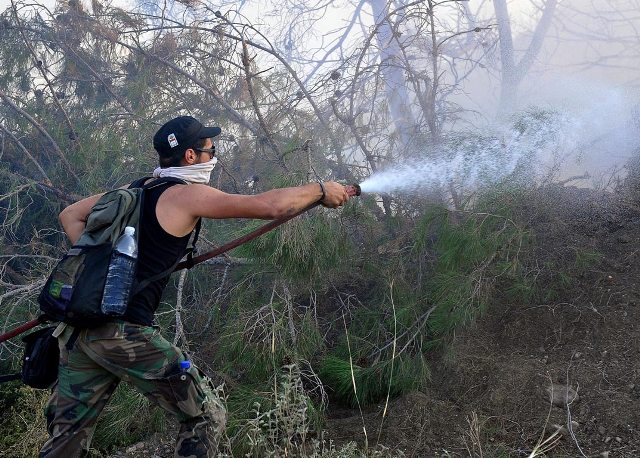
[{"left": 0, "top": 184, "right": 362, "bottom": 344}]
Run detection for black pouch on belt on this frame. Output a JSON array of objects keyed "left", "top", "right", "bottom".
[{"left": 21, "top": 326, "right": 59, "bottom": 389}]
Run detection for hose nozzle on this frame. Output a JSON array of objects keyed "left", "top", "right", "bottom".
[{"left": 345, "top": 184, "right": 361, "bottom": 197}]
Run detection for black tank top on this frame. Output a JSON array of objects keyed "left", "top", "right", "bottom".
[{"left": 122, "top": 181, "right": 192, "bottom": 325}]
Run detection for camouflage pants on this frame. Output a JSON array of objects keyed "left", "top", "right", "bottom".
[{"left": 39, "top": 321, "right": 226, "bottom": 458}]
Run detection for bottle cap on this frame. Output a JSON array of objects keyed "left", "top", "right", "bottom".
[
  {"left": 180, "top": 360, "right": 191, "bottom": 371},
  {"left": 124, "top": 226, "right": 135, "bottom": 236}
]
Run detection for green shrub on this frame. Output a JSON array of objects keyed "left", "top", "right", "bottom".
[
  {"left": 226, "top": 364, "right": 324, "bottom": 457},
  {"left": 235, "top": 209, "right": 354, "bottom": 288},
  {"left": 416, "top": 202, "right": 527, "bottom": 340}
]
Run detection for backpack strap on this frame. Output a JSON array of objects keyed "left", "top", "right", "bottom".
[
  {"left": 129, "top": 176, "right": 151, "bottom": 189},
  {"left": 184, "top": 218, "right": 202, "bottom": 268}
]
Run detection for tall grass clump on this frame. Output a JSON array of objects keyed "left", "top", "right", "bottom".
[
  {"left": 316, "top": 275, "right": 432, "bottom": 407},
  {"left": 319, "top": 354, "right": 427, "bottom": 407}
]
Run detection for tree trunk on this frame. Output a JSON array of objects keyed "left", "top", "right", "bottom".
[
  {"left": 493, "top": 0, "right": 558, "bottom": 115},
  {"left": 368, "top": 0, "right": 415, "bottom": 151}
]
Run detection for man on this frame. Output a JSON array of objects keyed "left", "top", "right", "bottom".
[{"left": 40, "top": 116, "right": 350, "bottom": 457}]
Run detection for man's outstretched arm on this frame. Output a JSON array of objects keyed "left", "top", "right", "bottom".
[{"left": 183, "top": 181, "right": 349, "bottom": 220}]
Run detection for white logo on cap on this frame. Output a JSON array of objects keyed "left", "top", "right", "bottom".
[{"left": 168, "top": 133, "right": 179, "bottom": 148}]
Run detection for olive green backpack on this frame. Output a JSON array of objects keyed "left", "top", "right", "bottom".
[{"left": 38, "top": 177, "right": 200, "bottom": 327}]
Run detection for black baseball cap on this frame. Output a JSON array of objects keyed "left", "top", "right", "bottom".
[{"left": 153, "top": 116, "right": 221, "bottom": 157}]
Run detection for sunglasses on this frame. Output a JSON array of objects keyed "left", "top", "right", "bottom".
[{"left": 195, "top": 145, "right": 216, "bottom": 156}]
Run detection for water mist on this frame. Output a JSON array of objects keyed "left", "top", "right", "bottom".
[{"left": 359, "top": 84, "right": 640, "bottom": 196}]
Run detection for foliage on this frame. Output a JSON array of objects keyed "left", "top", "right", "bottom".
[
  {"left": 216, "top": 301, "right": 325, "bottom": 384},
  {"left": 228, "top": 364, "right": 319, "bottom": 457},
  {"left": 225, "top": 364, "right": 404, "bottom": 457},
  {"left": 0, "top": 382, "right": 49, "bottom": 457},
  {"left": 235, "top": 208, "right": 354, "bottom": 288}
]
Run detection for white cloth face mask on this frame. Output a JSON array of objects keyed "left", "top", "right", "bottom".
[{"left": 152, "top": 157, "right": 217, "bottom": 184}]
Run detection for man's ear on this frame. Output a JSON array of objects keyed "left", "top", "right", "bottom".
[{"left": 184, "top": 148, "right": 197, "bottom": 164}]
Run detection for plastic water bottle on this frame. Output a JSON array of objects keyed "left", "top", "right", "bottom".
[{"left": 101, "top": 226, "right": 138, "bottom": 316}]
